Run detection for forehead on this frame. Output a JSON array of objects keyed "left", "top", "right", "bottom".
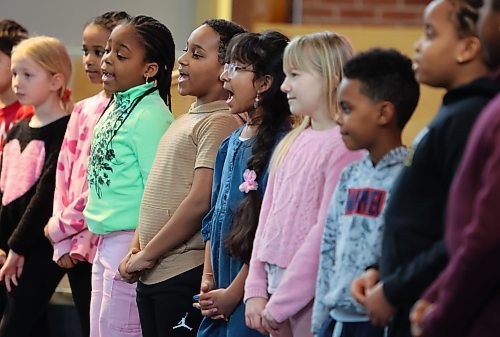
[
  {"left": 188, "top": 24, "right": 220, "bottom": 51},
  {"left": 108, "top": 24, "right": 143, "bottom": 50},
  {"left": 11, "top": 56, "right": 44, "bottom": 72},
  {"left": 83, "top": 24, "right": 111, "bottom": 45},
  {"left": 424, "top": 0, "right": 455, "bottom": 27},
  {"left": 339, "top": 78, "right": 363, "bottom": 97}
]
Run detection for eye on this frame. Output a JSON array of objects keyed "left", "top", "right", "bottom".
[
  {"left": 192, "top": 53, "right": 202, "bottom": 59},
  {"left": 82, "top": 48, "right": 89, "bottom": 56},
  {"left": 340, "top": 102, "right": 351, "bottom": 114},
  {"left": 95, "top": 50, "right": 105, "bottom": 57},
  {"left": 116, "top": 52, "right": 127, "bottom": 61},
  {"left": 103, "top": 48, "right": 111, "bottom": 55}
]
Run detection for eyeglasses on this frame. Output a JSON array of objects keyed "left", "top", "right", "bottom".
[{"left": 223, "top": 63, "right": 256, "bottom": 79}]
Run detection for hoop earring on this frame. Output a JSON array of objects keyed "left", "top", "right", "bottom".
[
  {"left": 145, "top": 76, "right": 149, "bottom": 83},
  {"left": 253, "top": 93, "right": 260, "bottom": 109}
]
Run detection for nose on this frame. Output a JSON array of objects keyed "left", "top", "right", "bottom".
[
  {"left": 178, "top": 51, "right": 188, "bottom": 66},
  {"left": 413, "top": 36, "right": 423, "bottom": 53},
  {"left": 11, "top": 73, "right": 19, "bottom": 90},
  {"left": 335, "top": 109, "right": 344, "bottom": 126},
  {"left": 280, "top": 77, "right": 290, "bottom": 93},
  {"left": 220, "top": 67, "right": 229, "bottom": 82}
]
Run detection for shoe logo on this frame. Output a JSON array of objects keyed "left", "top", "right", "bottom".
[{"left": 173, "top": 312, "right": 193, "bottom": 331}]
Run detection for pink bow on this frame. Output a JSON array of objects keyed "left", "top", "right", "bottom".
[{"left": 239, "top": 169, "right": 258, "bottom": 193}]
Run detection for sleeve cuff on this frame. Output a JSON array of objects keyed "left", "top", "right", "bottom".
[
  {"left": 52, "top": 239, "right": 72, "bottom": 262},
  {"left": 47, "top": 216, "right": 67, "bottom": 243}
]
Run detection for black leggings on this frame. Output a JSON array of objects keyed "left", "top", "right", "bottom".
[
  {"left": 67, "top": 261, "right": 92, "bottom": 337},
  {"left": 137, "top": 265, "right": 203, "bottom": 337}
]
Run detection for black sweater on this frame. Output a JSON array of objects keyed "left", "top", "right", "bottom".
[
  {"left": 380, "top": 77, "right": 499, "bottom": 318},
  {"left": 0, "top": 115, "right": 69, "bottom": 256}
]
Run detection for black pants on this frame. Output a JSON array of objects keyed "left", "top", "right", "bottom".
[
  {"left": 137, "top": 265, "right": 203, "bottom": 337},
  {"left": 387, "top": 308, "right": 412, "bottom": 337},
  {"left": 67, "top": 261, "right": 92, "bottom": 337},
  {"left": 0, "top": 249, "right": 65, "bottom": 337}
]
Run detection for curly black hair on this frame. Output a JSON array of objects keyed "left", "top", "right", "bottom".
[
  {"left": 0, "top": 19, "right": 28, "bottom": 57},
  {"left": 202, "top": 19, "right": 246, "bottom": 64},
  {"left": 450, "top": 0, "right": 484, "bottom": 37},
  {"left": 343, "top": 48, "right": 420, "bottom": 130}
]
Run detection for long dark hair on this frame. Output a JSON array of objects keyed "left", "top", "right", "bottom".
[
  {"left": 225, "top": 31, "right": 291, "bottom": 264},
  {"left": 128, "top": 15, "right": 175, "bottom": 110}
]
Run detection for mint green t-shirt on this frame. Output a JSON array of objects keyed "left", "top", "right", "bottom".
[{"left": 84, "top": 82, "right": 173, "bottom": 234}]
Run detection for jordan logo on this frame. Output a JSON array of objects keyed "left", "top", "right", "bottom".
[{"left": 173, "top": 312, "right": 193, "bottom": 331}]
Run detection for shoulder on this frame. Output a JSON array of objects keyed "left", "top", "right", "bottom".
[{"left": 193, "top": 111, "right": 241, "bottom": 138}]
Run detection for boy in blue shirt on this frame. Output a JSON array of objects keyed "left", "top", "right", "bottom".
[{"left": 312, "top": 49, "right": 420, "bottom": 337}]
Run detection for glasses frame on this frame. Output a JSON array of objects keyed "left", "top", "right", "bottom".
[{"left": 223, "top": 63, "right": 257, "bottom": 79}]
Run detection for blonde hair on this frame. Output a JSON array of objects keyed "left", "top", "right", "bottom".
[
  {"left": 12, "top": 36, "right": 73, "bottom": 113},
  {"left": 270, "top": 31, "right": 353, "bottom": 170}
]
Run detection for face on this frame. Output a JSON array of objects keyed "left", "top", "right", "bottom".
[
  {"left": 413, "top": 0, "right": 462, "bottom": 89},
  {"left": 220, "top": 60, "right": 258, "bottom": 114},
  {"left": 82, "top": 24, "right": 110, "bottom": 84},
  {"left": 337, "top": 78, "right": 381, "bottom": 151},
  {"left": 11, "top": 57, "right": 55, "bottom": 106},
  {"left": 478, "top": 0, "right": 500, "bottom": 70},
  {"left": 178, "top": 24, "right": 224, "bottom": 100},
  {"left": 101, "top": 24, "right": 149, "bottom": 93},
  {"left": 280, "top": 67, "right": 324, "bottom": 117},
  {"left": 0, "top": 51, "right": 12, "bottom": 95}
]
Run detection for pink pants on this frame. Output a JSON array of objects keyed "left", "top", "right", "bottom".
[{"left": 90, "top": 230, "right": 142, "bottom": 337}]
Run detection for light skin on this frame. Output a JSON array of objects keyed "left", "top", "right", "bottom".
[
  {"left": 43, "top": 22, "right": 113, "bottom": 269},
  {"left": 178, "top": 24, "right": 227, "bottom": 106},
  {"left": 0, "top": 55, "right": 67, "bottom": 292},
  {"left": 0, "top": 50, "right": 17, "bottom": 108},
  {"left": 411, "top": 1, "right": 500, "bottom": 335},
  {"left": 281, "top": 67, "right": 337, "bottom": 131},
  {"left": 100, "top": 24, "right": 158, "bottom": 94},
  {"left": 413, "top": 0, "right": 489, "bottom": 91}
]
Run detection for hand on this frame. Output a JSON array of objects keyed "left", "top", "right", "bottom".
[
  {"left": 119, "top": 248, "right": 140, "bottom": 283},
  {"left": 245, "top": 297, "right": 268, "bottom": 335},
  {"left": 57, "top": 253, "right": 77, "bottom": 269},
  {"left": 0, "top": 250, "right": 25, "bottom": 292},
  {"left": 126, "top": 249, "right": 156, "bottom": 274},
  {"left": 352, "top": 268, "right": 379, "bottom": 304},
  {"left": 363, "top": 282, "right": 396, "bottom": 326},
  {"left": 262, "top": 308, "right": 291, "bottom": 336},
  {"left": 0, "top": 249, "right": 6, "bottom": 266},
  {"left": 410, "top": 299, "right": 435, "bottom": 337},
  {"left": 199, "top": 288, "right": 239, "bottom": 319},
  {"left": 193, "top": 273, "right": 216, "bottom": 311},
  {"left": 44, "top": 224, "right": 54, "bottom": 244}
]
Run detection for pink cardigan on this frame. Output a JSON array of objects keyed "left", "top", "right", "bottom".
[
  {"left": 244, "top": 126, "right": 364, "bottom": 323},
  {"left": 47, "top": 91, "right": 109, "bottom": 263}
]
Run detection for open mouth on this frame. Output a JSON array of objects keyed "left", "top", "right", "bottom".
[
  {"left": 101, "top": 69, "right": 115, "bottom": 82},
  {"left": 178, "top": 69, "right": 189, "bottom": 82},
  {"left": 225, "top": 88, "right": 234, "bottom": 105}
]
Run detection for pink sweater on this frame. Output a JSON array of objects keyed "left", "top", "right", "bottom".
[
  {"left": 244, "top": 126, "right": 364, "bottom": 323},
  {"left": 47, "top": 91, "right": 109, "bottom": 263}
]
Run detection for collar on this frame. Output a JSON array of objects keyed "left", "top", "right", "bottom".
[
  {"left": 362, "top": 146, "right": 408, "bottom": 169},
  {"left": 114, "top": 81, "right": 155, "bottom": 110},
  {"left": 188, "top": 100, "right": 230, "bottom": 114}
]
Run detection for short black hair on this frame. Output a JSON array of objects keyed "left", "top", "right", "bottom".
[
  {"left": 343, "top": 48, "right": 420, "bottom": 129},
  {"left": 202, "top": 19, "right": 246, "bottom": 64},
  {"left": 86, "top": 11, "right": 131, "bottom": 32},
  {"left": 0, "top": 19, "right": 28, "bottom": 57}
]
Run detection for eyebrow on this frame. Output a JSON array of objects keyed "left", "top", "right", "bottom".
[
  {"left": 119, "top": 43, "right": 132, "bottom": 52},
  {"left": 189, "top": 43, "right": 206, "bottom": 52}
]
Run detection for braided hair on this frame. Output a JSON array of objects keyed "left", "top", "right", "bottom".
[
  {"left": 224, "top": 31, "right": 292, "bottom": 264},
  {"left": 86, "top": 11, "right": 131, "bottom": 32},
  {"left": 202, "top": 19, "right": 246, "bottom": 64},
  {"left": 128, "top": 15, "right": 175, "bottom": 110}
]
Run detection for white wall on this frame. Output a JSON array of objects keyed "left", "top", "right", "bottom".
[{"left": 0, "top": 0, "right": 197, "bottom": 56}]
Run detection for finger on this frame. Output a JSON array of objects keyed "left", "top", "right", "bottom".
[
  {"left": 193, "top": 303, "right": 201, "bottom": 310},
  {"left": 5, "top": 275, "right": 11, "bottom": 293},
  {"left": 16, "top": 263, "right": 23, "bottom": 278},
  {"left": 199, "top": 299, "right": 214, "bottom": 308},
  {"left": 11, "top": 274, "right": 18, "bottom": 287}
]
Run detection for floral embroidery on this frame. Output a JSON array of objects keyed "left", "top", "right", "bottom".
[{"left": 239, "top": 169, "right": 258, "bottom": 193}]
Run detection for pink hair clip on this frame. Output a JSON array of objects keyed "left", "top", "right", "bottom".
[{"left": 239, "top": 169, "right": 258, "bottom": 193}]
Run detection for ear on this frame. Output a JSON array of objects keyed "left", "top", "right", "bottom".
[
  {"left": 455, "top": 36, "right": 481, "bottom": 64},
  {"left": 49, "top": 73, "right": 65, "bottom": 93},
  {"left": 255, "top": 74, "right": 273, "bottom": 94},
  {"left": 144, "top": 62, "right": 159, "bottom": 79},
  {"left": 377, "top": 101, "right": 396, "bottom": 127}
]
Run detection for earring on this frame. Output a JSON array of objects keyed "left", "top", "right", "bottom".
[
  {"left": 456, "top": 57, "right": 464, "bottom": 64},
  {"left": 145, "top": 75, "right": 149, "bottom": 83},
  {"left": 253, "top": 93, "right": 260, "bottom": 109}
]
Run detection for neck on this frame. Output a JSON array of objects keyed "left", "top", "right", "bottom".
[
  {"left": 30, "top": 94, "right": 67, "bottom": 127},
  {"left": 0, "top": 88, "right": 18, "bottom": 108},
  {"left": 369, "top": 133, "right": 403, "bottom": 166},
  {"left": 194, "top": 86, "right": 227, "bottom": 108},
  {"left": 447, "top": 63, "right": 490, "bottom": 90}
]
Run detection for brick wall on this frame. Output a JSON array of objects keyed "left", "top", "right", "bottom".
[{"left": 302, "top": 0, "right": 430, "bottom": 26}]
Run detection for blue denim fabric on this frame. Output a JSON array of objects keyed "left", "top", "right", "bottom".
[{"left": 198, "top": 126, "right": 287, "bottom": 337}]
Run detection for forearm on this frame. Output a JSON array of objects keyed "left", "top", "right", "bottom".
[
  {"left": 226, "top": 264, "right": 248, "bottom": 301},
  {"left": 130, "top": 229, "right": 140, "bottom": 251},
  {"left": 203, "top": 241, "right": 213, "bottom": 275}
]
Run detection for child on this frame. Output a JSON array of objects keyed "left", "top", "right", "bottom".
[
  {"left": 244, "top": 32, "right": 364, "bottom": 337},
  {"left": 0, "top": 19, "right": 33, "bottom": 152},
  {"left": 43, "top": 11, "right": 130, "bottom": 337},
  {"left": 118, "top": 19, "right": 244, "bottom": 337},
  {"left": 312, "top": 49, "right": 420, "bottom": 337},
  {"left": 351, "top": 1, "right": 499, "bottom": 336},
  {"left": 82, "top": 15, "right": 175, "bottom": 337},
  {"left": 410, "top": 0, "right": 500, "bottom": 336},
  {"left": 0, "top": 36, "right": 72, "bottom": 337},
  {"left": 196, "top": 31, "right": 291, "bottom": 337}
]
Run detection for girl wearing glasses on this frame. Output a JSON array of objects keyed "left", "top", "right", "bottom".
[{"left": 195, "top": 31, "right": 291, "bottom": 337}]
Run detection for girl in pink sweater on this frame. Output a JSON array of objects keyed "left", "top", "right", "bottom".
[
  {"left": 244, "top": 32, "right": 364, "bottom": 337},
  {"left": 43, "top": 11, "right": 130, "bottom": 337}
]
